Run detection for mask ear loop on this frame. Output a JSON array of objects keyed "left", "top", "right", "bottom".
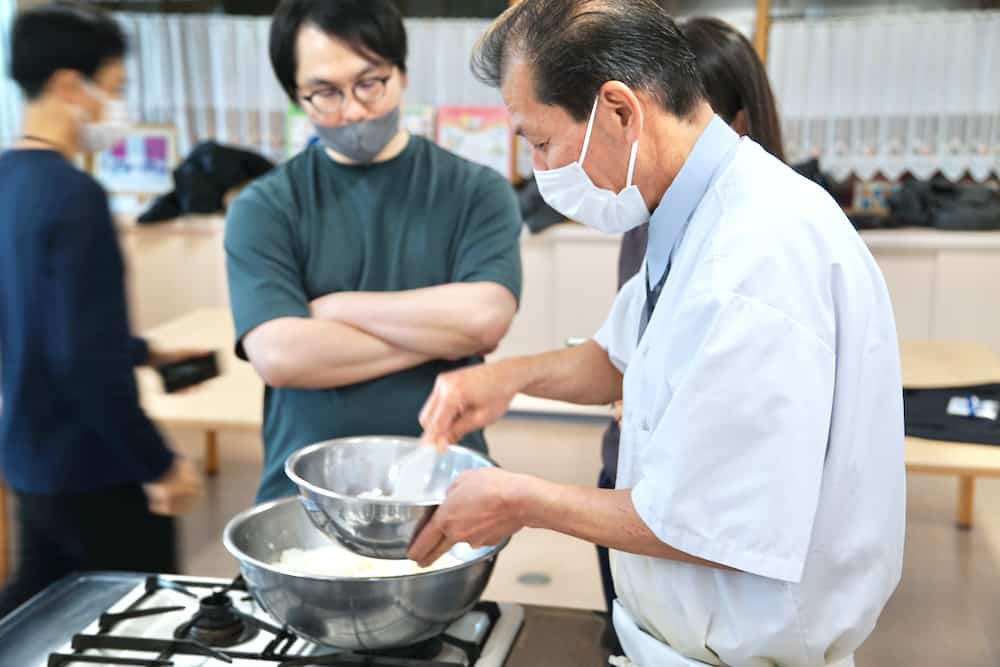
[
  {"left": 579, "top": 96, "right": 599, "bottom": 164},
  {"left": 625, "top": 139, "right": 638, "bottom": 188}
]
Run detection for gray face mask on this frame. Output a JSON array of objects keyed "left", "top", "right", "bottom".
[{"left": 315, "top": 107, "right": 401, "bottom": 164}]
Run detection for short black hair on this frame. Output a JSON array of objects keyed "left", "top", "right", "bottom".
[
  {"left": 11, "top": 1, "right": 127, "bottom": 100},
  {"left": 472, "top": 0, "right": 706, "bottom": 122},
  {"left": 269, "top": 0, "right": 407, "bottom": 102}
]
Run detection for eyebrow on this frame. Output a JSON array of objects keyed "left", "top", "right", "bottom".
[{"left": 302, "top": 64, "right": 388, "bottom": 90}]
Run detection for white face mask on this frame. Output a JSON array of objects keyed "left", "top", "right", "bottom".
[
  {"left": 77, "top": 83, "right": 132, "bottom": 153},
  {"left": 533, "top": 97, "right": 650, "bottom": 234}
]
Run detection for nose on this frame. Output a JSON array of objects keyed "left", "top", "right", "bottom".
[{"left": 339, "top": 95, "right": 369, "bottom": 124}]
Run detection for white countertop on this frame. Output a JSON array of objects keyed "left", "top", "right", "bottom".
[{"left": 858, "top": 227, "right": 1000, "bottom": 251}]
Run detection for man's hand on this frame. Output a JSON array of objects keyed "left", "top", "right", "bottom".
[
  {"left": 143, "top": 457, "right": 204, "bottom": 516},
  {"left": 408, "top": 468, "right": 529, "bottom": 567},
  {"left": 419, "top": 361, "right": 522, "bottom": 450}
]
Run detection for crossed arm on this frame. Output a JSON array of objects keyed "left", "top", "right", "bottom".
[{"left": 242, "top": 282, "right": 517, "bottom": 389}]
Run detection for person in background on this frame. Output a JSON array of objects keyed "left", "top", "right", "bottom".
[
  {"left": 225, "top": 0, "right": 522, "bottom": 502},
  {"left": 596, "top": 15, "right": 787, "bottom": 637},
  {"left": 0, "top": 2, "right": 203, "bottom": 617}
]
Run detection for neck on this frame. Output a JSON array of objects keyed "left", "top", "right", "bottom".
[
  {"left": 17, "top": 100, "right": 80, "bottom": 159},
  {"left": 636, "top": 101, "right": 715, "bottom": 212},
  {"left": 325, "top": 129, "right": 410, "bottom": 166}
]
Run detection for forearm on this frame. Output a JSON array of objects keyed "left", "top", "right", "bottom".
[
  {"left": 243, "top": 317, "right": 431, "bottom": 389},
  {"left": 502, "top": 340, "right": 623, "bottom": 405},
  {"left": 311, "top": 283, "right": 516, "bottom": 360},
  {"left": 515, "top": 476, "right": 730, "bottom": 570}
]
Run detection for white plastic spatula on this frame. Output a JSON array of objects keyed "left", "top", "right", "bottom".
[{"left": 392, "top": 444, "right": 447, "bottom": 501}]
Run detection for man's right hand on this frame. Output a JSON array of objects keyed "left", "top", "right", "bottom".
[
  {"left": 143, "top": 457, "right": 204, "bottom": 516},
  {"left": 419, "top": 360, "right": 522, "bottom": 450}
]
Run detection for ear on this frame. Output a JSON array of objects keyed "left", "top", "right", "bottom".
[
  {"left": 47, "top": 69, "right": 82, "bottom": 103},
  {"left": 730, "top": 108, "right": 750, "bottom": 137},
  {"left": 48, "top": 68, "right": 94, "bottom": 114},
  {"left": 598, "top": 80, "right": 644, "bottom": 145}
]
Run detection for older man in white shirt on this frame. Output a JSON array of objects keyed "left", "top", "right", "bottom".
[{"left": 410, "top": 1, "right": 905, "bottom": 665}]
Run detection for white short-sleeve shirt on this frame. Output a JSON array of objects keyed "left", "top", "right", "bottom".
[{"left": 595, "top": 140, "right": 905, "bottom": 666}]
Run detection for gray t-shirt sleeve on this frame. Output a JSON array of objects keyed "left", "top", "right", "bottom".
[
  {"left": 224, "top": 184, "right": 311, "bottom": 359},
  {"left": 450, "top": 169, "right": 523, "bottom": 304}
]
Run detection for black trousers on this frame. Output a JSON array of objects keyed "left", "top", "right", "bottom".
[
  {"left": 596, "top": 468, "right": 618, "bottom": 616},
  {"left": 596, "top": 468, "right": 621, "bottom": 652},
  {"left": 0, "top": 483, "right": 177, "bottom": 617}
]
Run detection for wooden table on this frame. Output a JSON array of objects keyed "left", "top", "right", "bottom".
[
  {"left": 135, "top": 307, "right": 264, "bottom": 473},
  {"left": 1, "top": 308, "right": 264, "bottom": 583},
  {"left": 900, "top": 340, "right": 1000, "bottom": 529}
]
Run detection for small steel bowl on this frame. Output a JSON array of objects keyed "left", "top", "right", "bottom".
[{"left": 285, "top": 436, "right": 496, "bottom": 559}]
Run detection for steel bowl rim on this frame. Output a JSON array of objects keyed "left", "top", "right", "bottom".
[
  {"left": 284, "top": 435, "right": 498, "bottom": 507},
  {"left": 222, "top": 496, "right": 508, "bottom": 583}
]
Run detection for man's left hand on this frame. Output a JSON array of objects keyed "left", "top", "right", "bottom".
[{"left": 408, "top": 467, "right": 531, "bottom": 567}]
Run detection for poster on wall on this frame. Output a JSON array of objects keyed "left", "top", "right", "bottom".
[
  {"left": 436, "top": 106, "right": 512, "bottom": 180},
  {"left": 91, "top": 125, "right": 177, "bottom": 216},
  {"left": 93, "top": 125, "right": 176, "bottom": 195},
  {"left": 402, "top": 104, "right": 436, "bottom": 139}
]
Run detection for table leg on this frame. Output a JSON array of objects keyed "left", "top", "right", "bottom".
[
  {"left": 0, "top": 481, "right": 8, "bottom": 582},
  {"left": 958, "top": 475, "right": 976, "bottom": 530},
  {"left": 205, "top": 431, "right": 220, "bottom": 477}
]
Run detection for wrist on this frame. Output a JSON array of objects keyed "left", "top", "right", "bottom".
[
  {"left": 504, "top": 473, "right": 547, "bottom": 529},
  {"left": 499, "top": 356, "right": 538, "bottom": 398}
]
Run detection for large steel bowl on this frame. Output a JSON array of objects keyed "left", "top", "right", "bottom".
[
  {"left": 285, "top": 436, "right": 496, "bottom": 559},
  {"left": 223, "top": 497, "right": 505, "bottom": 650}
]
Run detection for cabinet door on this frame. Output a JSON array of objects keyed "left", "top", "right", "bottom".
[
  {"left": 120, "top": 225, "right": 229, "bottom": 331},
  {"left": 491, "top": 240, "right": 554, "bottom": 360},
  {"left": 933, "top": 251, "right": 1000, "bottom": 355},
  {"left": 871, "top": 251, "right": 935, "bottom": 340},
  {"left": 551, "top": 239, "right": 619, "bottom": 349}
]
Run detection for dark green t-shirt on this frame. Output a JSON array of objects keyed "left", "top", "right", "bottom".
[{"left": 225, "top": 136, "right": 522, "bottom": 502}]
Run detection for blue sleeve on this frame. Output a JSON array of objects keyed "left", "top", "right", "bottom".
[
  {"left": 131, "top": 336, "right": 150, "bottom": 366},
  {"left": 42, "top": 179, "right": 174, "bottom": 483}
]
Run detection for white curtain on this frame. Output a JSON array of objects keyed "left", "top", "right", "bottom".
[
  {"left": 403, "top": 18, "right": 501, "bottom": 107},
  {"left": 769, "top": 10, "right": 1000, "bottom": 182},
  {"left": 0, "top": 0, "right": 21, "bottom": 148},
  {"left": 114, "top": 14, "right": 498, "bottom": 161},
  {"left": 116, "top": 13, "right": 288, "bottom": 162}
]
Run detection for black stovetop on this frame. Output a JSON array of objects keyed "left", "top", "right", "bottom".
[{"left": 0, "top": 572, "right": 615, "bottom": 666}]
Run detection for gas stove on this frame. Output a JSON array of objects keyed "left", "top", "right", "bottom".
[{"left": 4, "top": 574, "right": 524, "bottom": 667}]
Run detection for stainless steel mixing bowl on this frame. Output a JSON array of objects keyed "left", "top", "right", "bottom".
[
  {"left": 285, "top": 436, "right": 496, "bottom": 559},
  {"left": 222, "top": 497, "right": 505, "bottom": 650}
]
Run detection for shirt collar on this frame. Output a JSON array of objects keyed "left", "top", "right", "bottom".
[{"left": 646, "top": 115, "right": 740, "bottom": 285}]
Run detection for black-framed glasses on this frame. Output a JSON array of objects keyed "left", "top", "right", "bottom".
[{"left": 300, "top": 74, "right": 393, "bottom": 115}]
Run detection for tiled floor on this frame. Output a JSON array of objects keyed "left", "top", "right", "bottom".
[{"left": 8, "top": 416, "right": 1000, "bottom": 665}]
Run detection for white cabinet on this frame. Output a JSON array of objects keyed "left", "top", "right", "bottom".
[
  {"left": 117, "top": 218, "right": 1000, "bottom": 367},
  {"left": 117, "top": 216, "right": 229, "bottom": 332},
  {"left": 863, "top": 229, "right": 1000, "bottom": 355},
  {"left": 491, "top": 226, "right": 620, "bottom": 361},
  {"left": 495, "top": 225, "right": 1000, "bottom": 368}
]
